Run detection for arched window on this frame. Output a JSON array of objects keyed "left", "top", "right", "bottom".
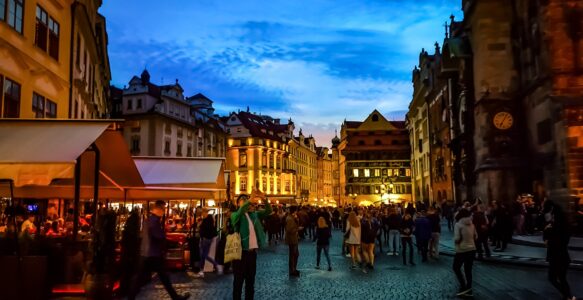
[{"left": 372, "top": 114, "right": 379, "bottom": 122}]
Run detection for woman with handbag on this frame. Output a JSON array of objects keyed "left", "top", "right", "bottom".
[{"left": 345, "top": 211, "right": 362, "bottom": 270}]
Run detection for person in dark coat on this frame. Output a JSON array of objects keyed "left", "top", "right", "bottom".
[
  {"left": 195, "top": 208, "right": 219, "bottom": 278},
  {"left": 267, "top": 208, "right": 281, "bottom": 245},
  {"left": 128, "top": 201, "right": 190, "bottom": 300},
  {"left": 472, "top": 205, "right": 491, "bottom": 259},
  {"left": 314, "top": 216, "right": 332, "bottom": 271},
  {"left": 414, "top": 210, "right": 432, "bottom": 262},
  {"left": 427, "top": 207, "right": 441, "bottom": 259},
  {"left": 400, "top": 213, "right": 415, "bottom": 266},
  {"left": 542, "top": 200, "right": 575, "bottom": 300},
  {"left": 285, "top": 206, "right": 300, "bottom": 277}
]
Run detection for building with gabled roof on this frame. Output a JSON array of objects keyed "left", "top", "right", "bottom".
[{"left": 338, "top": 109, "right": 412, "bottom": 206}]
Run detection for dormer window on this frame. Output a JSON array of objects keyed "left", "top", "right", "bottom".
[{"left": 372, "top": 114, "right": 379, "bottom": 122}]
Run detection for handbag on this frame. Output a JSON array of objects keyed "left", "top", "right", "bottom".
[{"left": 224, "top": 232, "right": 242, "bottom": 263}]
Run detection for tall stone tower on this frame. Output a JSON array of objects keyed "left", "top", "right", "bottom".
[{"left": 463, "top": 0, "right": 528, "bottom": 205}]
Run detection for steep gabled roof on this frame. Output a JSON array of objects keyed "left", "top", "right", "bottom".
[{"left": 236, "top": 111, "right": 289, "bottom": 142}]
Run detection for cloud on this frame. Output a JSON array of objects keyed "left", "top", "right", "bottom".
[{"left": 102, "top": 0, "right": 462, "bottom": 146}]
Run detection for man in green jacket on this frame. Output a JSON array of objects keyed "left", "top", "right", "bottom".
[{"left": 231, "top": 193, "right": 272, "bottom": 300}]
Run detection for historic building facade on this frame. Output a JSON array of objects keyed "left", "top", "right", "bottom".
[
  {"left": 407, "top": 0, "right": 583, "bottom": 214},
  {"left": 0, "top": 0, "right": 110, "bottom": 119},
  {"left": 408, "top": 52, "right": 432, "bottom": 205},
  {"left": 339, "top": 110, "right": 412, "bottom": 206},
  {"left": 289, "top": 130, "right": 318, "bottom": 203},
  {"left": 316, "top": 146, "right": 334, "bottom": 204},
  {"left": 119, "top": 70, "right": 227, "bottom": 158},
  {"left": 225, "top": 111, "right": 297, "bottom": 204}
]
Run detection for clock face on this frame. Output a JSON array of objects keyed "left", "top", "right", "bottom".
[{"left": 493, "top": 112, "right": 513, "bottom": 130}]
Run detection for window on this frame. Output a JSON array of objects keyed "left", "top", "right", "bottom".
[
  {"left": 374, "top": 140, "right": 382, "bottom": 145},
  {"left": 3, "top": 0, "right": 24, "bottom": 33},
  {"left": 240, "top": 176, "right": 247, "bottom": 192},
  {"left": 2, "top": 77, "right": 20, "bottom": 117},
  {"left": 358, "top": 140, "right": 365, "bottom": 146},
  {"left": 353, "top": 169, "right": 359, "bottom": 177},
  {"left": 187, "top": 145, "right": 192, "bottom": 157},
  {"left": 0, "top": 0, "right": 5, "bottom": 21},
  {"left": 262, "top": 153, "right": 267, "bottom": 167},
  {"left": 35, "top": 6, "right": 59, "bottom": 59},
  {"left": 406, "top": 168, "right": 411, "bottom": 177},
  {"left": 127, "top": 99, "right": 133, "bottom": 110},
  {"left": 137, "top": 98, "right": 142, "bottom": 109},
  {"left": 176, "top": 142, "right": 182, "bottom": 156},
  {"left": 374, "top": 169, "right": 380, "bottom": 177},
  {"left": 372, "top": 114, "right": 379, "bottom": 122},
  {"left": 262, "top": 177, "right": 267, "bottom": 192},
  {"left": 131, "top": 136, "right": 140, "bottom": 154},
  {"left": 164, "top": 140, "right": 171, "bottom": 155},
  {"left": 177, "top": 127, "right": 183, "bottom": 138},
  {"left": 240, "top": 153, "right": 247, "bottom": 168},
  {"left": 364, "top": 169, "right": 370, "bottom": 177},
  {"left": 32, "top": 92, "right": 57, "bottom": 118},
  {"left": 285, "top": 180, "right": 290, "bottom": 192}
]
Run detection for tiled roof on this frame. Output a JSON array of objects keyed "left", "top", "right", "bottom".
[
  {"left": 236, "top": 112, "right": 289, "bottom": 142},
  {"left": 390, "top": 121, "right": 407, "bottom": 129},
  {"left": 345, "top": 121, "right": 362, "bottom": 128}
]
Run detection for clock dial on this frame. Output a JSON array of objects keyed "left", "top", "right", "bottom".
[{"left": 493, "top": 112, "right": 513, "bottom": 130}]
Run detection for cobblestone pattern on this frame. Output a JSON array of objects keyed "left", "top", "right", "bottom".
[{"left": 137, "top": 231, "right": 583, "bottom": 300}]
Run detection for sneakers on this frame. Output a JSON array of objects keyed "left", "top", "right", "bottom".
[
  {"left": 315, "top": 265, "right": 320, "bottom": 270},
  {"left": 361, "top": 268, "right": 368, "bottom": 274},
  {"left": 456, "top": 288, "right": 472, "bottom": 297},
  {"left": 387, "top": 252, "right": 393, "bottom": 256},
  {"left": 350, "top": 264, "right": 357, "bottom": 269},
  {"left": 345, "top": 253, "right": 351, "bottom": 258},
  {"left": 194, "top": 271, "right": 204, "bottom": 278}
]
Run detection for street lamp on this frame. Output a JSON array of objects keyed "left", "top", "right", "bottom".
[{"left": 348, "top": 193, "right": 358, "bottom": 206}]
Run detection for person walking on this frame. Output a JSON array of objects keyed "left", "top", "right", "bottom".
[
  {"left": 231, "top": 193, "right": 272, "bottom": 300},
  {"left": 473, "top": 205, "right": 491, "bottom": 260},
  {"left": 414, "top": 210, "right": 432, "bottom": 262},
  {"left": 400, "top": 212, "right": 415, "bottom": 266},
  {"left": 361, "top": 211, "right": 377, "bottom": 271},
  {"left": 285, "top": 206, "right": 300, "bottom": 277},
  {"left": 194, "top": 208, "right": 219, "bottom": 278},
  {"left": 387, "top": 208, "right": 401, "bottom": 256},
  {"left": 345, "top": 211, "right": 362, "bottom": 270},
  {"left": 452, "top": 209, "right": 477, "bottom": 297},
  {"left": 427, "top": 207, "right": 441, "bottom": 259},
  {"left": 543, "top": 200, "right": 575, "bottom": 300},
  {"left": 315, "top": 216, "right": 332, "bottom": 271},
  {"left": 128, "top": 201, "right": 190, "bottom": 300}
]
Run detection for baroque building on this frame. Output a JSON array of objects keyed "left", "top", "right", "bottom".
[
  {"left": 118, "top": 70, "right": 227, "bottom": 158},
  {"left": 289, "top": 129, "right": 318, "bottom": 203},
  {"left": 316, "top": 146, "right": 334, "bottom": 204},
  {"left": 225, "top": 111, "right": 297, "bottom": 204},
  {"left": 0, "top": 0, "right": 110, "bottom": 119},
  {"left": 338, "top": 110, "right": 412, "bottom": 206}
]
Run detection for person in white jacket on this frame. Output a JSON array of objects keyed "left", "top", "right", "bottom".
[{"left": 452, "top": 209, "right": 477, "bottom": 297}]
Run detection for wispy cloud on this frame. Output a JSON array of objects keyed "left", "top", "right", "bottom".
[{"left": 102, "top": 0, "right": 462, "bottom": 146}]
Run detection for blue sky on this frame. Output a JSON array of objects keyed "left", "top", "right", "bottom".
[{"left": 102, "top": 0, "right": 463, "bottom": 146}]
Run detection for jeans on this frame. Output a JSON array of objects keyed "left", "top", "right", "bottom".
[
  {"left": 316, "top": 245, "right": 331, "bottom": 268},
  {"left": 128, "top": 256, "right": 181, "bottom": 300},
  {"left": 233, "top": 250, "right": 257, "bottom": 300},
  {"left": 288, "top": 244, "right": 299, "bottom": 274},
  {"left": 388, "top": 230, "right": 400, "bottom": 254},
  {"left": 430, "top": 232, "right": 440, "bottom": 258},
  {"left": 548, "top": 260, "right": 572, "bottom": 299},
  {"left": 199, "top": 237, "right": 218, "bottom": 270},
  {"left": 453, "top": 250, "right": 475, "bottom": 290},
  {"left": 401, "top": 237, "right": 414, "bottom": 264}
]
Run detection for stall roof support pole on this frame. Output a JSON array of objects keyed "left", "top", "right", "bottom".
[
  {"left": 92, "top": 144, "right": 100, "bottom": 226},
  {"left": 73, "top": 156, "right": 81, "bottom": 241}
]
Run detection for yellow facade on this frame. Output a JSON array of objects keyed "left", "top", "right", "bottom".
[
  {"left": 289, "top": 134, "right": 317, "bottom": 202},
  {"left": 0, "top": 0, "right": 109, "bottom": 119}
]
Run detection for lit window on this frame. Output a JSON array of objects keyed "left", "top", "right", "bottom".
[
  {"left": 374, "top": 169, "right": 380, "bottom": 177},
  {"left": 240, "top": 177, "right": 247, "bottom": 191},
  {"left": 364, "top": 169, "right": 370, "bottom": 177},
  {"left": 406, "top": 168, "right": 411, "bottom": 177},
  {"left": 353, "top": 169, "right": 359, "bottom": 177}
]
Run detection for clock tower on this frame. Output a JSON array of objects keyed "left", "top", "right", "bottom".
[{"left": 464, "top": 0, "right": 529, "bottom": 205}]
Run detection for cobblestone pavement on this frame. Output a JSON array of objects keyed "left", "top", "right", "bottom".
[{"left": 137, "top": 231, "right": 583, "bottom": 300}]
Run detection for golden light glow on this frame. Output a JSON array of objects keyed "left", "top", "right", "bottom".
[{"left": 228, "top": 139, "right": 234, "bottom": 147}]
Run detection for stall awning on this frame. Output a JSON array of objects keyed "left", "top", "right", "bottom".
[
  {"left": 0, "top": 119, "right": 111, "bottom": 187},
  {"left": 133, "top": 157, "right": 226, "bottom": 189}
]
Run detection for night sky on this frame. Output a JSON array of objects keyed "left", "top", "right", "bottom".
[{"left": 102, "top": 0, "right": 462, "bottom": 146}]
